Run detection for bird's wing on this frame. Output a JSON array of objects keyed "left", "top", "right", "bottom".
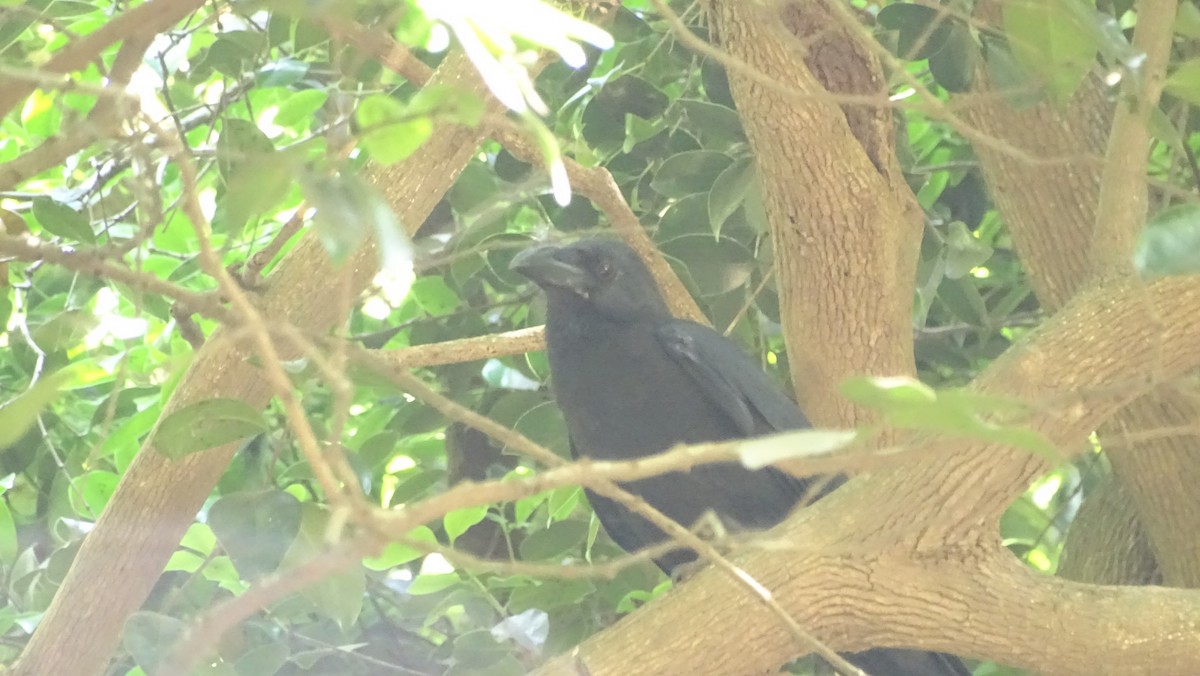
[
  {"left": 847, "top": 648, "right": 974, "bottom": 676},
  {"left": 654, "top": 320, "right": 810, "bottom": 435}
]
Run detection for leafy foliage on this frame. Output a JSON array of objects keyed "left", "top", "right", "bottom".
[{"left": 0, "top": 0, "right": 1195, "bottom": 674}]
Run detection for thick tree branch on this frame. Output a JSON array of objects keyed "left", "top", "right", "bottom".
[
  {"left": 1058, "top": 476, "right": 1160, "bottom": 585},
  {"left": 707, "top": 0, "right": 922, "bottom": 427},
  {"left": 963, "top": 0, "right": 1200, "bottom": 584},
  {"left": 538, "top": 274, "right": 1200, "bottom": 675}
]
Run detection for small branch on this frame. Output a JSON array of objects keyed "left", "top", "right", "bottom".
[
  {"left": 144, "top": 112, "right": 363, "bottom": 508},
  {"left": 240, "top": 205, "right": 310, "bottom": 286},
  {"left": 322, "top": 18, "right": 433, "bottom": 85},
  {"left": 0, "top": 233, "right": 230, "bottom": 320},
  {"left": 1089, "top": 0, "right": 1179, "bottom": 275},
  {"left": 658, "top": 0, "right": 1063, "bottom": 168},
  {"left": 352, "top": 345, "right": 861, "bottom": 673},
  {"left": 0, "top": 35, "right": 150, "bottom": 191},
  {"left": 381, "top": 326, "right": 546, "bottom": 368},
  {"left": 0, "top": 0, "right": 207, "bottom": 119},
  {"left": 161, "top": 536, "right": 374, "bottom": 674},
  {"left": 403, "top": 535, "right": 678, "bottom": 580},
  {"left": 334, "top": 18, "right": 706, "bottom": 324},
  {"left": 487, "top": 117, "right": 705, "bottom": 322}
]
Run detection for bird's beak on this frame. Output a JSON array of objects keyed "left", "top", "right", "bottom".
[{"left": 510, "top": 245, "right": 592, "bottom": 298}]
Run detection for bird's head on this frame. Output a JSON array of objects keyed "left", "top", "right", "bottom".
[{"left": 510, "top": 239, "right": 671, "bottom": 322}]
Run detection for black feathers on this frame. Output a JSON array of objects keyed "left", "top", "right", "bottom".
[
  {"left": 512, "top": 240, "right": 816, "bottom": 571},
  {"left": 511, "top": 239, "right": 969, "bottom": 676}
]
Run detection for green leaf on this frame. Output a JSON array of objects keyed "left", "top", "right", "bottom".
[
  {"left": 0, "top": 0, "right": 48, "bottom": 52},
  {"left": 410, "top": 276, "right": 462, "bottom": 316},
  {"left": 234, "top": 641, "right": 289, "bottom": 676},
  {"left": 708, "top": 156, "right": 756, "bottom": 237},
  {"left": 407, "top": 572, "right": 462, "bottom": 595},
  {"left": 623, "top": 113, "right": 665, "bottom": 153},
  {"left": 939, "top": 277, "right": 989, "bottom": 326},
  {"left": 216, "top": 150, "right": 297, "bottom": 231},
  {"left": 408, "top": 83, "right": 485, "bottom": 127},
  {"left": 983, "top": 37, "right": 1043, "bottom": 109},
  {"left": 181, "top": 522, "right": 217, "bottom": 555},
  {"left": 165, "top": 550, "right": 207, "bottom": 573},
  {"left": 842, "top": 376, "right": 936, "bottom": 411},
  {"left": 548, "top": 485, "right": 582, "bottom": 520},
  {"left": 877, "top": 3, "right": 956, "bottom": 60},
  {"left": 280, "top": 503, "right": 364, "bottom": 629},
  {"left": 659, "top": 234, "right": 754, "bottom": 297},
  {"left": 31, "top": 197, "right": 94, "bottom": 243},
  {"left": 217, "top": 119, "right": 275, "bottom": 182},
  {"left": 69, "top": 470, "right": 119, "bottom": 517},
  {"left": 0, "top": 501, "right": 17, "bottom": 566},
  {"left": 30, "top": 309, "right": 96, "bottom": 352},
  {"left": 1178, "top": 1, "right": 1200, "bottom": 39},
  {"left": 1165, "top": 58, "right": 1200, "bottom": 107},
  {"left": 444, "top": 504, "right": 490, "bottom": 542},
  {"left": 678, "top": 99, "right": 746, "bottom": 149},
  {"left": 363, "top": 525, "right": 436, "bottom": 570},
  {"left": 122, "top": 611, "right": 187, "bottom": 673},
  {"left": 22, "top": 89, "right": 61, "bottom": 138},
  {"left": 205, "top": 32, "right": 264, "bottom": 77},
  {"left": 519, "top": 520, "right": 588, "bottom": 561},
  {"left": 155, "top": 398, "right": 269, "bottom": 458},
  {"left": 511, "top": 401, "right": 570, "bottom": 458},
  {"left": 655, "top": 193, "right": 709, "bottom": 239},
  {"left": 651, "top": 151, "right": 733, "bottom": 198},
  {"left": 303, "top": 171, "right": 413, "bottom": 271},
  {"left": 0, "top": 369, "right": 72, "bottom": 447},
  {"left": 356, "top": 94, "right": 434, "bottom": 165},
  {"left": 1134, "top": 203, "right": 1200, "bottom": 277},
  {"left": 256, "top": 57, "right": 308, "bottom": 87},
  {"left": 451, "top": 630, "right": 516, "bottom": 671},
  {"left": 274, "top": 89, "right": 328, "bottom": 128},
  {"left": 1148, "top": 106, "right": 1186, "bottom": 151},
  {"left": 507, "top": 578, "right": 592, "bottom": 613},
  {"left": 1002, "top": 0, "right": 1097, "bottom": 104},
  {"left": 929, "top": 21, "right": 977, "bottom": 93},
  {"left": 209, "top": 489, "right": 302, "bottom": 580},
  {"left": 842, "top": 378, "right": 1059, "bottom": 460}
]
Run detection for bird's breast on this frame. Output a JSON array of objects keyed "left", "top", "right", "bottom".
[{"left": 547, "top": 324, "right": 736, "bottom": 461}]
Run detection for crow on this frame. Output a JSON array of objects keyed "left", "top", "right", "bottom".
[{"left": 511, "top": 238, "right": 971, "bottom": 676}]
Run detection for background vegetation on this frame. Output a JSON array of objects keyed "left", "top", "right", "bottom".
[{"left": 0, "top": 0, "right": 1199, "bottom": 674}]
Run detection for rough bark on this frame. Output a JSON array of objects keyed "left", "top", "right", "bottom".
[
  {"left": 707, "top": 0, "right": 923, "bottom": 427},
  {"left": 537, "top": 1, "right": 1200, "bottom": 672},
  {"left": 1058, "top": 476, "right": 1160, "bottom": 585},
  {"left": 10, "top": 52, "right": 491, "bottom": 676},
  {"left": 527, "top": 0, "right": 1200, "bottom": 671},
  {"left": 535, "top": 274, "right": 1200, "bottom": 675},
  {"left": 963, "top": 0, "right": 1200, "bottom": 585}
]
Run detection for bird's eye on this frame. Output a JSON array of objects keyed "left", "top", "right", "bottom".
[{"left": 595, "top": 260, "right": 615, "bottom": 281}]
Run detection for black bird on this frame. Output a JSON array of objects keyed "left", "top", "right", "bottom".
[{"left": 511, "top": 238, "right": 971, "bottom": 676}]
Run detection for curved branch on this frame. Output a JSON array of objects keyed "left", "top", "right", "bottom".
[{"left": 533, "top": 273, "right": 1200, "bottom": 674}]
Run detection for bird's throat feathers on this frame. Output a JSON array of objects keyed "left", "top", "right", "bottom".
[{"left": 543, "top": 291, "right": 618, "bottom": 346}]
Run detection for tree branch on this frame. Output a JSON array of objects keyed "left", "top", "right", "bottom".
[
  {"left": 537, "top": 273, "right": 1200, "bottom": 675},
  {"left": 1089, "top": 0, "right": 1177, "bottom": 276},
  {"left": 0, "top": 0, "right": 206, "bottom": 125}
]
